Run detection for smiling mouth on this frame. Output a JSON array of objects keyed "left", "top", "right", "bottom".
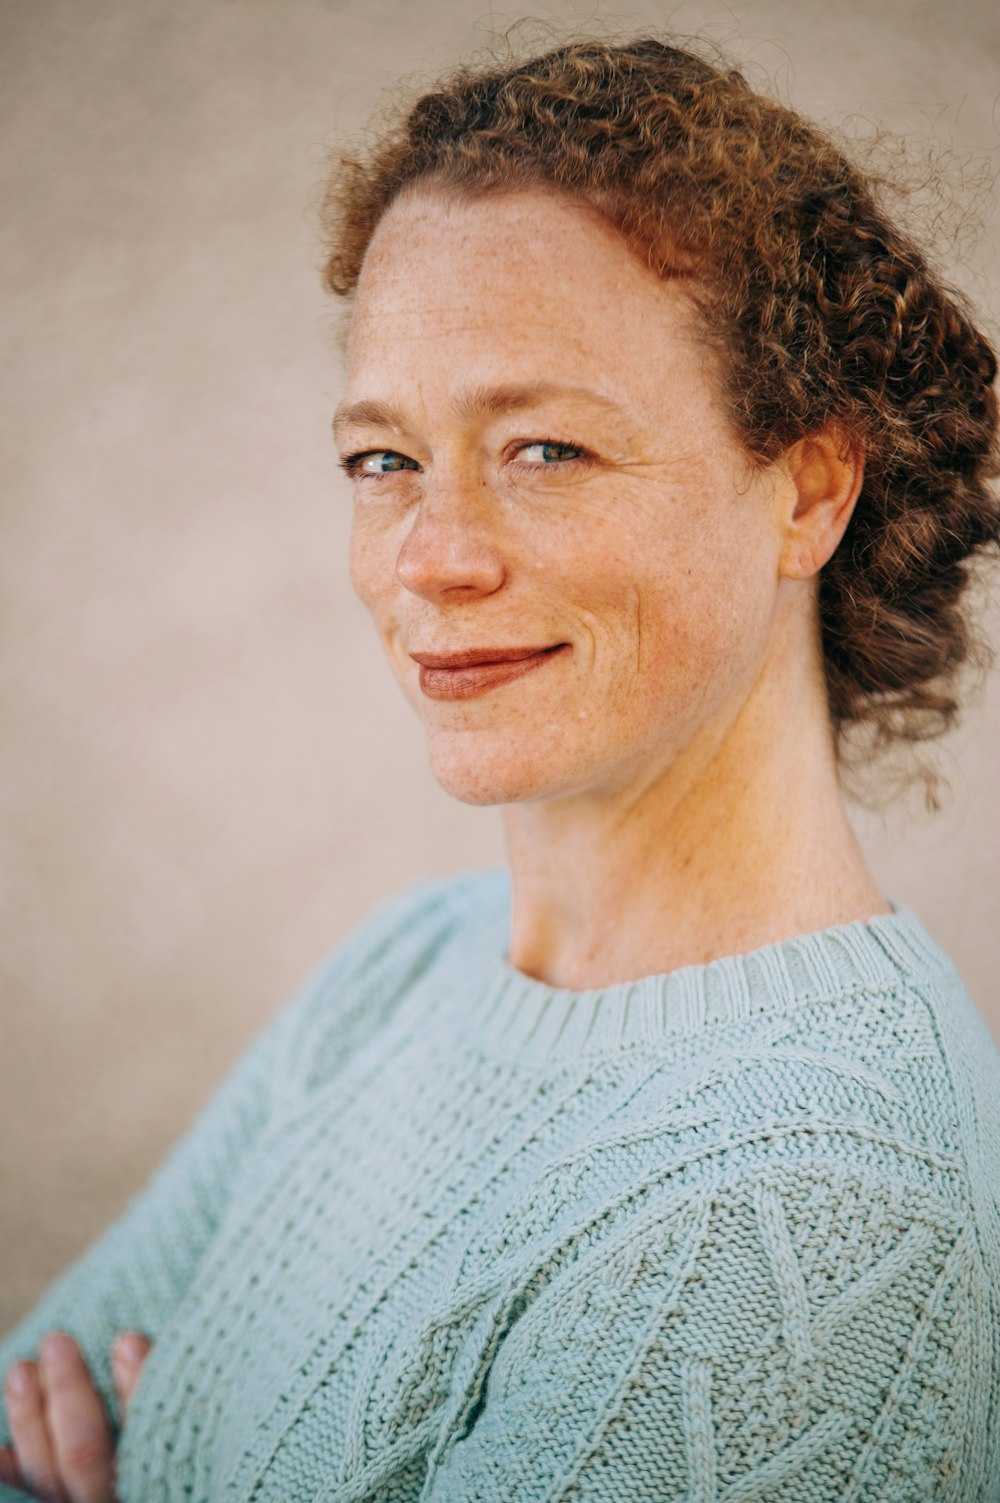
[{"left": 411, "top": 644, "right": 569, "bottom": 700}]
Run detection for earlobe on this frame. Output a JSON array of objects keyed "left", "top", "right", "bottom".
[{"left": 779, "top": 423, "right": 864, "bottom": 581}]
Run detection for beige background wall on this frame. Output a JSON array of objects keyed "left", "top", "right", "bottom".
[{"left": 1, "top": 0, "right": 997, "bottom": 1331}]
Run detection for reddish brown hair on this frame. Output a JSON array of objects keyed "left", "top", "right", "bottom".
[{"left": 321, "top": 35, "right": 1000, "bottom": 792}]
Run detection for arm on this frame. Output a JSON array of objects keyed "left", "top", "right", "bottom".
[
  {"left": 422, "top": 1156, "right": 989, "bottom": 1502},
  {"left": 0, "top": 876, "right": 456, "bottom": 1482},
  {"left": 0, "top": 977, "right": 303, "bottom": 1468},
  {"left": 0, "top": 1002, "right": 293, "bottom": 1503}
]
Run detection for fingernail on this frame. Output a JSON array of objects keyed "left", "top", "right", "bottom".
[
  {"left": 6, "top": 1364, "right": 31, "bottom": 1396},
  {"left": 40, "top": 1332, "right": 75, "bottom": 1362}
]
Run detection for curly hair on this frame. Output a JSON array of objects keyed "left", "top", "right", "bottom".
[{"left": 320, "top": 34, "right": 1000, "bottom": 793}]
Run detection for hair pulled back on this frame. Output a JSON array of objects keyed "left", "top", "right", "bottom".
[{"left": 321, "top": 35, "right": 1000, "bottom": 789}]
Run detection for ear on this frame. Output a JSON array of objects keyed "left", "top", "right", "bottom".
[{"left": 778, "top": 423, "right": 864, "bottom": 580}]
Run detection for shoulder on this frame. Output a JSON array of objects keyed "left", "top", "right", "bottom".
[
  {"left": 627, "top": 941, "right": 995, "bottom": 1226},
  {"left": 271, "top": 865, "right": 509, "bottom": 1090},
  {"left": 322, "top": 863, "right": 510, "bottom": 992},
  {"left": 522, "top": 1006, "right": 999, "bottom": 1493},
  {"left": 498, "top": 913, "right": 1000, "bottom": 1319},
  {"left": 679, "top": 904, "right": 1000, "bottom": 1215}
]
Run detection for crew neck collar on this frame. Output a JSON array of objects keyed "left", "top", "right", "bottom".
[{"left": 450, "top": 868, "right": 953, "bottom": 1063}]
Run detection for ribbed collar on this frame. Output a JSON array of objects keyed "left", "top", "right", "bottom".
[{"left": 449, "top": 868, "right": 955, "bottom": 1064}]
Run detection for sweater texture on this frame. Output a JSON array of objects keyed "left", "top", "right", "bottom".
[{"left": 1, "top": 867, "right": 999, "bottom": 1501}]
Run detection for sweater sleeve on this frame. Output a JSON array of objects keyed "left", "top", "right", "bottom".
[
  {"left": 0, "top": 961, "right": 315, "bottom": 1466},
  {"left": 0, "top": 876, "right": 456, "bottom": 1492},
  {"left": 422, "top": 1153, "right": 991, "bottom": 1503},
  {"left": 0, "top": 999, "right": 301, "bottom": 1501}
]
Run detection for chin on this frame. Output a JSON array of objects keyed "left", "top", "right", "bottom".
[{"left": 426, "top": 734, "right": 572, "bottom": 806}]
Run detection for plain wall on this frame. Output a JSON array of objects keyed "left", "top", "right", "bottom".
[{"left": 1, "top": 0, "right": 997, "bottom": 1331}]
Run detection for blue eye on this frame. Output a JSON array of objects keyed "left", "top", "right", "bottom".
[
  {"left": 340, "top": 450, "right": 419, "bottom": 477},
  {"left": 518, "top": 441, "right": 582, "bottom": 464}
]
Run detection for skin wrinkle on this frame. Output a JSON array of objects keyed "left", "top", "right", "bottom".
[
  {"left": 325, "top": 46, "right": 1000, "bottom": 797},
  {"left": 630, "top": 583, "right": 643, "bottom": 713},
  {"left": 334, "top": 382, "right": 635, "bottom": 445},
  {"left": 341, "top": 185, "right": 888, "bottom": 988}
]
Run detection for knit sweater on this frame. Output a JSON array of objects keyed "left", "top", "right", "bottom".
[{"left": 2, "top": 868, "right": 999, "bottom": 1502}]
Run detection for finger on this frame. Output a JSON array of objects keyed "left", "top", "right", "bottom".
[
  {"left": 110, "top": 1333, "right": 152, "bottom": 1416},
  {"left": 36, "top": 1333, "right": 114, "bottom": 1503},
  {"left": 4, "top": 1359, "right": 67, "bottom": 1503},
  {"left": 0, "top": 1443, "right": 23, "bottom": 1490}
]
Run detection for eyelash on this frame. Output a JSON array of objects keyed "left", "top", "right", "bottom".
[{"left": 338, "top": 438, "right": 590, "bottom": 481}]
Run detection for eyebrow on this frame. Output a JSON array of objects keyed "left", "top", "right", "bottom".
[{"left": 332, "top": 381, "right": 626, "bottom": 441}]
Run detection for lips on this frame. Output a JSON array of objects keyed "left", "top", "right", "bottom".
[
  {"left": 410, "top": 644, "right": 568, "bottom": 700},
  {"left": 409, "top": 646, "right": 560, "bottom": 669}
]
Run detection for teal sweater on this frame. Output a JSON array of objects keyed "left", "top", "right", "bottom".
[{"left": 2, "top": 868, "right": 999, "bottom": 1501}]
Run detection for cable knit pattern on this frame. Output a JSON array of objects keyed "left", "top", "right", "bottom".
[{"left": 2, "top": 868, "right": 999, "bottom": 1501}]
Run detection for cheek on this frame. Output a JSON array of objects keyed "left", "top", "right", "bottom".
[
  {"left": 624, "top": 519, "right": 779, "bottom": 711},
  {"left": 348, "top": 517, "right": 393, "bottom": 616}
]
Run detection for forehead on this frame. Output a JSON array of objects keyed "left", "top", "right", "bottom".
[{"left": 344, "top": 186, "right": 710, "bottom": 403}]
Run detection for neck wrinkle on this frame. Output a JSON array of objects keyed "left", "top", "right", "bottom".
[{"left": 502, "top": 603, "right": 884, "bottom": 992}]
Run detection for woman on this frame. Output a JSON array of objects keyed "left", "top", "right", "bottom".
[{"left": 2, "top": 33, "right": 999, "bottom": 1503}]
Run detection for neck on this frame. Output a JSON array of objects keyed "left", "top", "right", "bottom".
[{"left": 502, "top": 616, "right": 888, "bottom": 991}]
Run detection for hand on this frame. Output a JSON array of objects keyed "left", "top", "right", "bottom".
[{"left": 0, "top": 1330, "right": 152, "bottom": 1503}]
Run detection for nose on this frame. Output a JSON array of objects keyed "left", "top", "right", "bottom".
[{"left": 395, "top": 479, "right": 506, "bottom": 603}]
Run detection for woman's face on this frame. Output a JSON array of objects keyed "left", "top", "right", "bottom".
[{"left": 337, "top": 186, "right": 790, "bottom": 807}]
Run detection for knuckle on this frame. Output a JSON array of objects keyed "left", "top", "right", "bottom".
[{"left": 62, "top": 1426, "right": 110, "bottom": 1477}]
